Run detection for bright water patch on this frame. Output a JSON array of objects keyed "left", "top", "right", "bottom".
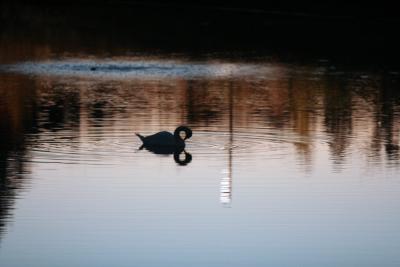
[{"left": 0, "top": 59, "right": 280, "bottom": 80}]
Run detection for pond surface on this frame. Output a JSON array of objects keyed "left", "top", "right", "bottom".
[{"left": 1, "top": 8, "right": 400, "bottom": 266}]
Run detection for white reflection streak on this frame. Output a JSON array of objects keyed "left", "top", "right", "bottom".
[
  {"left": 220, "top": 82, "right": 234, "bottom": 206},
  {"left": 220, "top": 169, "right": 232, "bottom": 205}
]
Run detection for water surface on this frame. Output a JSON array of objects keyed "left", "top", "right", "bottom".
[{"left": 1, "top": 19, "right": 400, "bottom": 267}]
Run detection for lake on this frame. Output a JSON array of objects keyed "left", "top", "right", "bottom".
[{"left": 1, "top": 3, "right": 400, "bottom": 267}]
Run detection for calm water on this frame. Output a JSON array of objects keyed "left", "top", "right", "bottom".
[{"left": 1, "top": 10, "right": 400, "bottom": 266}]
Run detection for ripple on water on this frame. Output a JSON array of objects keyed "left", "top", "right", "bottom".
[
  {"left": 24, "top": 127, "right": 319, "bottom": 166},
  {"left": 183, "top": 128, "right": 320, "bottom": 162}
]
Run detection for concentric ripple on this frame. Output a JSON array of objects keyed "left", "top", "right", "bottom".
[{"left": 24, "top": 127, "right": 320, "bottom": 167}]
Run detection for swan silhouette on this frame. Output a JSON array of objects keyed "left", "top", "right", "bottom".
[
  {"left": 136, "top": 126, "right": 192, "bottom": 148},
  {"left": 136, "top": 126, "right": 193, "bottom": 165}
]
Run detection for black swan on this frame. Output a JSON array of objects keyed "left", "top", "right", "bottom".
[{"left": 136, "top": 126, "right": 192, "bottom": 148}]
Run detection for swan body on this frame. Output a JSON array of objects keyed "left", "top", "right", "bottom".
[{"left": 136, "top": 126, "right": 192, "bottom": 148}]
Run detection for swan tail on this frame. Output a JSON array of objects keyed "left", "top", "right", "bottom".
[{"left": 135, "top": 133, "right": 145, "bottom": 142}]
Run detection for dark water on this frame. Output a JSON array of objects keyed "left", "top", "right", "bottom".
[{"left": 1, "top": 3, "right": 400, "bottom": 267}]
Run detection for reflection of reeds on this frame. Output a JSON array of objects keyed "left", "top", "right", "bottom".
[
  {"left": 2, "top": 64, "right": 399, "bottom": 167},
  {"left": 3, "top": 62, "right": 400, "bottom": 162},
  {"left": 0, "top": 75, "right": 37, "bottom": 239}
]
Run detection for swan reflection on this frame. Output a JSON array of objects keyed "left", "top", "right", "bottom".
[{"left": 139, "top": 145, "right": 192, "bottom": 166}]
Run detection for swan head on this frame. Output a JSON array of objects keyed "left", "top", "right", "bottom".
[{"left": 174, "top": 126, "right": 192, "bottom": 141}]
